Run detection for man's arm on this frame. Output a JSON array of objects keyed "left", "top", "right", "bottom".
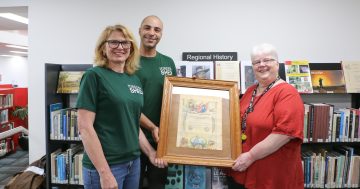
[
  {"left": 139, "top": 128, "right": 167, "bottom": 168},
  {"left": 140, "top": 113, "right": 159, "bottom": 143}
]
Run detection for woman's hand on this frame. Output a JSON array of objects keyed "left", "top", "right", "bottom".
[
  {"left": 232, "top": 152, "right": 255, "bottom": 172},
  {"left": 100, "top": 171, "right": 118, "bottom": 189}
]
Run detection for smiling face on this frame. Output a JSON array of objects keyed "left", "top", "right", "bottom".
[
  {"left": 104, "top": 30, "right": 131, "bottom": 65},
  {"left": 139, "top": 16, "right": 163, "bottom": 50},
  {"left": 251, "top": 52, "right": 279, "bottom": 84}
]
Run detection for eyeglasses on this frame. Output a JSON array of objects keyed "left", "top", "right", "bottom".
[
  {"left": 105, "top": 40, "right": 131, "bottom": 49},
  {"left": 252, "top": 58, "right": 276, "bottom": 66}
]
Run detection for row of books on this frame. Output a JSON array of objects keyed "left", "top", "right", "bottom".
[
  {"left": 0, "top": 122, "right": 14, "bottom": 133},
  {"left": 303, "top": 104, "right": 360, "bottom": 143},
  {"left": 174, "top": 61, "right": 360, "bottom": 94},
  {"left": 302, "top": 147, "right": 360, "bottom": 188},
  {"left": 0, "top": 122, "right": 15, "bottom": 157},
  {"left": 49, "top": 102, "right": 80, "bottom": 140},
  {"left": 54, "top": 61, "right": 360, "bottom": 95},
  {"left": 0, "top": 137, "right": 15, "bottom": 157},
  {"left": 0, "top": 93, "right": 13, "bottom": 109},
  {"left": 50, "top": 150, "right": 228, "bottom": 189},
  {"left": 51, "top": 145, "right": 84, "bottom": 185},
  {"left": 0, "top": 109, "right": 9, "bottom": 124},
  {"left": 47, "top": 104, "right": 358, "bottom": 168},
  {"left": 165, "top": 165, "right": 228, "bottom": 189}
]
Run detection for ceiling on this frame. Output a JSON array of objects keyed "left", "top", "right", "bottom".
[{"left": 0, "top": 6, "right": 28, "bottom": 56}]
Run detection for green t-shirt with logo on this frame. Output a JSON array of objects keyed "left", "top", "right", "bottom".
[
  {"left": 76, "top": 66, "right": 143, "bottom": 169},
  {"left": 135, "top": 52, "right": 176, "bottom": 147}
]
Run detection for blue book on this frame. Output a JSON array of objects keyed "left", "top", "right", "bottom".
[
  {"left": 62, "top": 112, "right": 67, "bottom": 140},
  {"left": 49, "top": 102, "right": 63, "bottom": 112},
  {"left": 56, "top": 154, "right": 61, "bottom": 183},
  {"left": 185, "top": 165, "right": 206, "bottom": 189},
  {"left": 339, "top": 111, "right": 345, "bottom": 141}
]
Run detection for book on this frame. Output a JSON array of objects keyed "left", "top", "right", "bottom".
[
  {"left": 284, "top": 60, "right": 313, "bottom": 93},
  {"left": 240, "top": 60, "right": 257, "bottom": 94},
  {"left": 310, "top": 103, "right": 331, "bottom": 143},
  {"left": 56, "top": 71, "right": 85, "bottom": 93},
  {"left": 174, "top": 61, "right": 214, "bottom": 79},
  {"left": 341, "top": 61, "right": 360, "bottom": 93},
  {"left": 49, "top": 102, "right": 63, "bottom": 140},
  {"left": 214, "top": 61, "right": 240, "bottom": 89},
  {"left": 184, "top": 165, "right": 207, "bottom": 189},
  {"left": 211, "top": 167, "right": 228, "bottom": 189},
  {"left": 0, "top": 122, "right": 14, "bottom": 133},
  {"left": 165, "top": 164, "right": 184, "bottom": 189},
  {"left": 309, "top": 63, "right": 346, "bottom": 93}
]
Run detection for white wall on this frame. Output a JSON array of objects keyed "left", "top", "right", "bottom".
[
  {"left": 28, "top": 0, "right": 360, "bottom": 162},
  {"left": 0, "top": 56, "right": 28, "bottom": 87}
]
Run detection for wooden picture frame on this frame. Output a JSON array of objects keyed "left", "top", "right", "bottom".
[{"left": 157, "top": 76, "right": 241, "bottom": 167}]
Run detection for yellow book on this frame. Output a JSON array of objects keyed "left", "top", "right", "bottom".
[{"left": 56, "top": 71, "right": 84, "bottom": 93}]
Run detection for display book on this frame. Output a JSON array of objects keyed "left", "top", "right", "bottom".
[
  {"left": 176, "top": 60, "right": 360, "bottom": 188},
  {"left": 45, "top": 63, "right": 91, "bottom": 188},
  {"left": 0, "top": 85, "right": 15, "bottom": 156}
]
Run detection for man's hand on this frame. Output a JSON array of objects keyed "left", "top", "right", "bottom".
[
  {"left": 149, "top": 151, "right": 168, "bottom": 168},
  {"left": 151, "top": 126, "right": 159, "bottom": 143}
]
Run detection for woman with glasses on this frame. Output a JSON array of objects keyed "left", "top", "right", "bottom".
[
  {"left": 76, "top": 24, "right": 167, "bottom": 189},
  {"left": 227, "top": 43, "right": 304, "bottom": 189}
]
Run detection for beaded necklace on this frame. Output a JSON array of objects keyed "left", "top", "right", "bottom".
[{"left": 241, "top": 76, "right": 280, "bottom": 142}]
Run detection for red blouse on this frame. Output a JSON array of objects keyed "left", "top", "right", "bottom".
[{"left": 229, "top": 83, "right": 304, "bottom": 189}]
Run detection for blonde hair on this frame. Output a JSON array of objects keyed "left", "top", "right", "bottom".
[{"left": 94, "top": 24, "right": 139, "bottom": 74}]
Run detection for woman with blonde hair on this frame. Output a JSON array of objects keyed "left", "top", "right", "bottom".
[{"left": 76, "top": 24, "right": 166, "bottom": 189}]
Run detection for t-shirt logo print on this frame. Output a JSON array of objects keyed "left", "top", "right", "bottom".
[
  {"left": 128, "top": 85, "right": 143, "bottom": 94},
  {"left": 159, "top": 67, "right": 172, "bottom": 76}
]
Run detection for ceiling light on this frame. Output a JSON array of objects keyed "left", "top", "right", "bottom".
[
  {"left": 6, "top": 44, "right": 28, "bottom": 50},
  {"left": 0, "top": 13, "right": 28, "bottom": 24},
  {"left": 0, "top": 54, "right": 23, "bottom": 58},
  {"left": 10, "top": 51, "right": 28, "bottom": 54}
]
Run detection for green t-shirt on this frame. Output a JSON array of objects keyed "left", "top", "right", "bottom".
[
  {"left": 76, "top": 66, "right": 143, "bottom": 168},
  {"left": 135, "top": 52, "right": 176, "bottom": 147}
]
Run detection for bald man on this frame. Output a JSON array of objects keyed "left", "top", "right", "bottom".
[{"left": 135, "top": 15, "right": 176, "bottom": 189}]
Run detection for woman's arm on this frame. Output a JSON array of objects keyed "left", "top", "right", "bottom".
[
  {"left": 232, "top": 133, "right": 293, "bottom": 171},
  {"left": 77, "top": 109, "right": 117, "bottom": 189}
]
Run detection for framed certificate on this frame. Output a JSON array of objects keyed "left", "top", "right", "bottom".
[{"left": 157, "top": 76, "right": 241, "bottom": 167}]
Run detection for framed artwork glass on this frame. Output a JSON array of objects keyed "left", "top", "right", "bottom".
[{"left": 157, "top": 76, "right": 241, "bottom": 167}]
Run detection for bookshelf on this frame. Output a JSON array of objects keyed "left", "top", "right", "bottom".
[
  {"left": 45, "top": 63, "right": 91, "bottom": 189},
  {"left": 0, "top": 84, "right": 27, "bottom": 156},
  {"left": 297, "top": 63, "right": 359, "bottom": 188},
  {"left": 0, "top": 85, "right": 15, "bottom": 156}
]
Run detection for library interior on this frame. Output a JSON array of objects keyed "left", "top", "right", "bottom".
[{"left": 1, "top": 1, "right": 360, "bottom": 189}]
